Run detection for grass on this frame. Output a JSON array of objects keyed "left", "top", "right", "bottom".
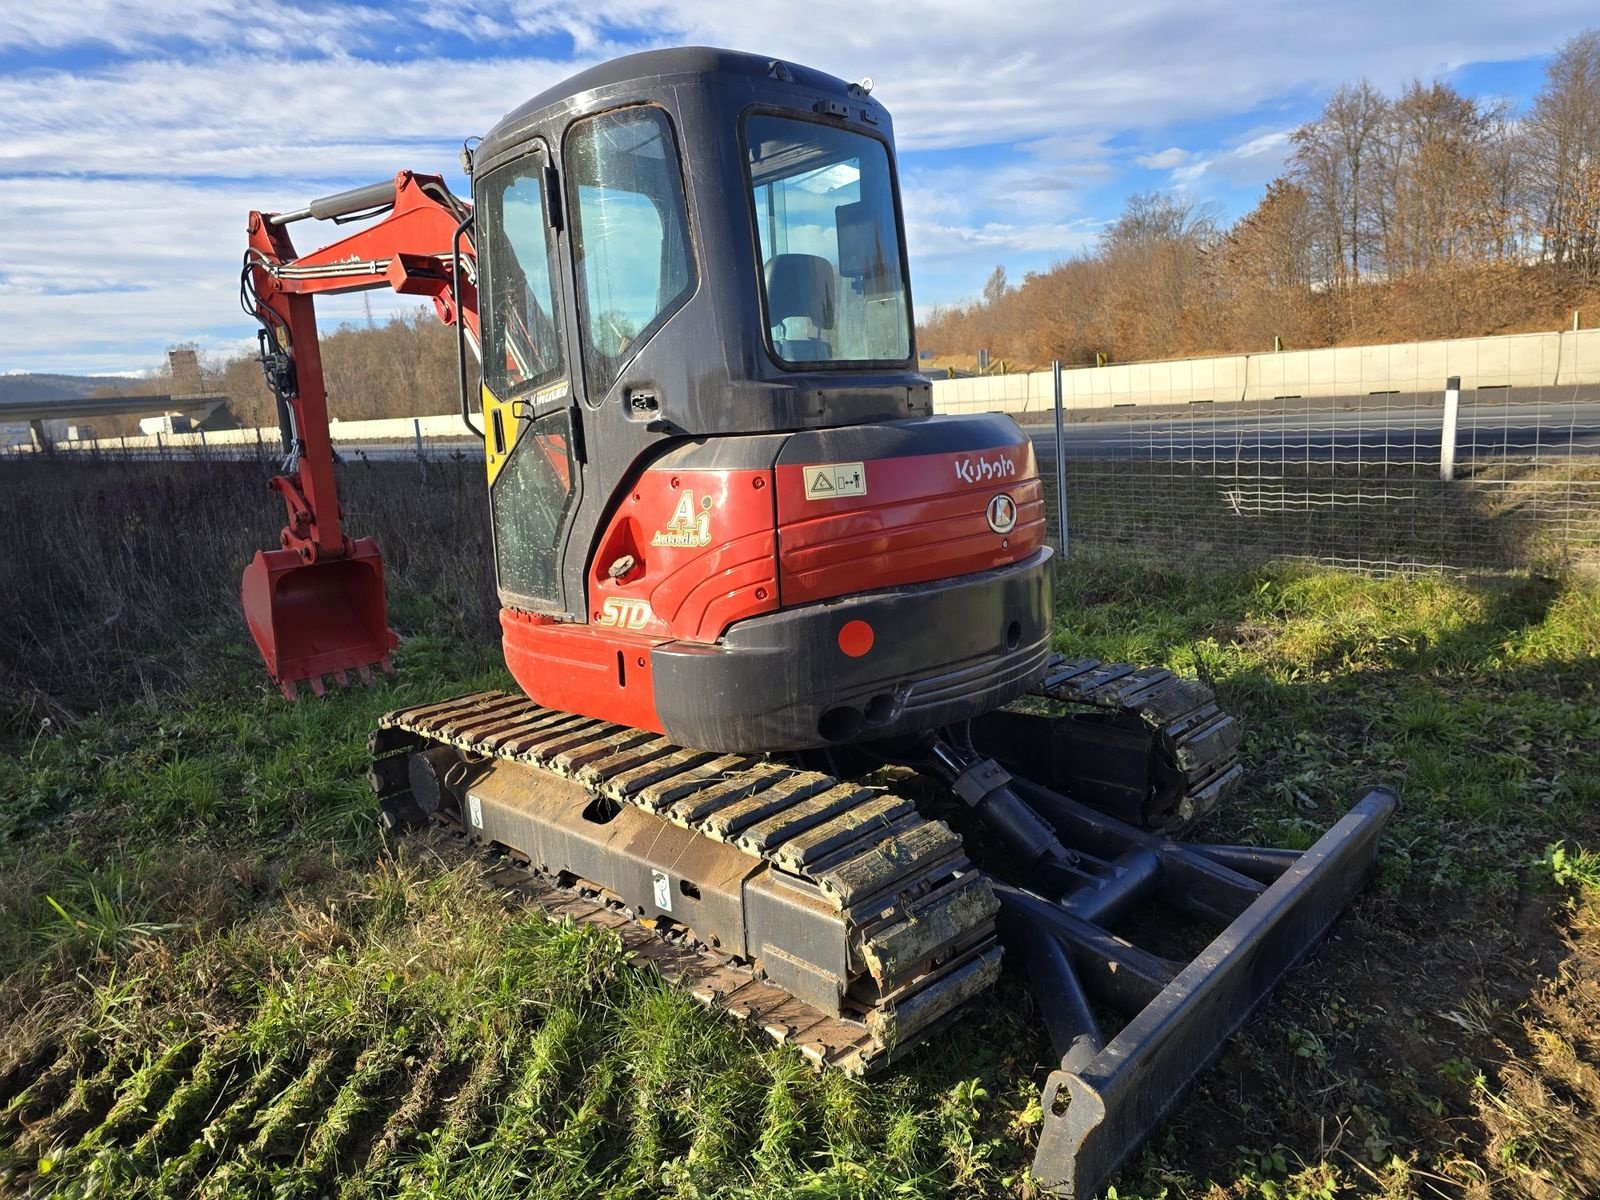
[
  {"left": 1047, "top": 457, "right": 1600, "bottom": 577},
  {"left": 1, "top": 460, "right": 1598, "bottom": 1197}
]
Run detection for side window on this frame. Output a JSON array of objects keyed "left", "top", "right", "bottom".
[
  {"left": 479, "top": 155, "right": 564, "bottom": 394},
  {"left": 565, "top": 107, "right": 695, "bottom": 400},
  {"left": 478, "top": 149, "right": 573, "bottom": 609},
  {"left": 492, "top": 410, "right": 575, "bottom": 607}
]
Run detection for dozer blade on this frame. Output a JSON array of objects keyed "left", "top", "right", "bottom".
[
  {"left": 1000, "top": 786, "right": 1397, "bottom": 1198},
  {"left": 241, "top": 537, "right": 397, "bottom": 698}
]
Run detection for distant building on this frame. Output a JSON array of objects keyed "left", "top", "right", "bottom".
[
  {"left": 0, "top": 422, "right": 30, "bottom": 448},
  {"left": 139, "top": 413, "right": 195, "bottom": 436}
]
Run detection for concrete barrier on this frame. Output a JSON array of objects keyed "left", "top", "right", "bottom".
[
  {"left": 931, "top": 327, "right": 1600, "bottom": 418},
  {"left": 22, "top": 325, "right": 1600, "bottom": 455},
  {"left": 39, "top": 412, "right": 477, "bottom": 456}
]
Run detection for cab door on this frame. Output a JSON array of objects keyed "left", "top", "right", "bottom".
[{"left": 475, "top": 146, "right": 582, "bottom": 612}]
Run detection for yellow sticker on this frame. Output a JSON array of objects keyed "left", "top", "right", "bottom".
[{"left": 481, "top": 382, "right": 517, "bottom": 486}]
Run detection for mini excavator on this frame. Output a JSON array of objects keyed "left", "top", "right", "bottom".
[{"left": 239, "top": 47, "right": 1395, "bottom": 1197}]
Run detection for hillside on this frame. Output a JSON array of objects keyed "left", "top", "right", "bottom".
[{"left": 0, "top": 373, "right": 143, "bottom": 406}]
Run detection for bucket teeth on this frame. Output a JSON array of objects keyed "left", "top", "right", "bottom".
[{"left": 275, "top": 654, "right": 393, "bottom": 702}]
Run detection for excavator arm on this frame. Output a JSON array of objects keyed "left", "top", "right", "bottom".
[{"left": 239, "top": 170, "right": 478, "bottom": 696}]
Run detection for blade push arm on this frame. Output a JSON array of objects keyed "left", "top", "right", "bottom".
[{"left": 243, "top": 169, "right": 479, "bottom": 562}]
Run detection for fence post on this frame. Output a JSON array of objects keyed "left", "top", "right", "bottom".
[
  {"left": 414, "top": 417, "right": 427, "bottom": 486},
  {"left": 1052, "top": 360, "right": 1069, "bottom": 558},
  {"left": 1439, "top": 375, "right": 1460, "bottom": 482},
  {"left": 199, "top": 428, "right": 210, "bottom": 463}
]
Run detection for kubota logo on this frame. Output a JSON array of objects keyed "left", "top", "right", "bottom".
[
  {"left": 986, "top": 493, "right": 1018, "bottom": 534},
  {"left": 597, "top": 596, "right": 653, "bottom": 630},
  {"left": 954, "top": 454, "right": 1018, "bottom": 484}
]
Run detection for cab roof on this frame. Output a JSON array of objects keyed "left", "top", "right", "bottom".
[{"left": 477, "top": 46, "right": 867, "bottom": 169}]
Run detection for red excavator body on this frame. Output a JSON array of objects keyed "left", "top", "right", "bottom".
[{"left": 237, "top": 48, "right": 1396, "bottom": 1199}]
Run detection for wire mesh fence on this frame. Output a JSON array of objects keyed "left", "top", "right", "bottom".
[
  {"left": 976, "top": 336, "right": 1600, "bottom": 576},
  {"left": 0, "top": 424, "right": 479, "bottom": 468},
  {"left": 8, "top": 333, "right": 1599, "bottom": 577}
]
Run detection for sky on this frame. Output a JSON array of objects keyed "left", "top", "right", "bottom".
[{"left": 0, "top": 1, "right": 1594, "bottom": 376}]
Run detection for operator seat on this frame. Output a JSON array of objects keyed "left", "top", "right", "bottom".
[{"left": 763, "top": 253, "right": 836, "bottom": 361}]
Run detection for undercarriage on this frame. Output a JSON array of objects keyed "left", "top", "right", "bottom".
[{"left": 369, "top": 661, "right": 1394, "bottom": 1197}]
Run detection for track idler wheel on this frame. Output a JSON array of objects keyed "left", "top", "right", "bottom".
[{"left": 407, "top": 745, "right": 465, "bottom": 817}]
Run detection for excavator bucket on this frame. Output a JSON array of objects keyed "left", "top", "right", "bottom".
[{"left": 241, "top": 537, "right": 397, "bottom": 698}]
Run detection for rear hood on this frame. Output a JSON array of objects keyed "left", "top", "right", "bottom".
[{"left": 772, "top": 414, "right": 1045, "bottom": 605}]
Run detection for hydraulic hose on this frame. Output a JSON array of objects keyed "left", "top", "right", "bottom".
[{"left": 452, "top": 211, "right": 482, "bottom": 439}]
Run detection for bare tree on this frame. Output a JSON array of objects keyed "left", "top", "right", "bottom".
[
  {"left": 1376, "top": 80, "right": 1507, "bottom": 274},
  {"left": 982, "top": 265, "right": 1010, "bottom": 307},
  {"left": 1096, "top": 192, "right": 1221, "bottom": 357},
  {"left": 1290, "top": 81, "right": 1388, "bottom": 285},
  {"left": 1523, "top": 29, "right": 1600, "bottom": 275},
  {"left": 1216, "top": 179, "right": 1320, "bottom": 349}
]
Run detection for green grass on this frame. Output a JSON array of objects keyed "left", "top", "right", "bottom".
[{"left": 2, "top": 552, "right": 1598, "bottom": 1198}]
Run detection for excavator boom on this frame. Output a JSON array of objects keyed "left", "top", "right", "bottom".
[{"left": 239, "top": 171, "right": 478, "bottom": 697}]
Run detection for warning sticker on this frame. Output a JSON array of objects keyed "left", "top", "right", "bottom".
[{"left": 802, "top": 462, "right": 867, "bottom": 500}]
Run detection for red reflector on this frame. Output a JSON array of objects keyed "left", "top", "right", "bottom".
[{"left": 838, "top": 619, "right": 874, "bottom": 658}]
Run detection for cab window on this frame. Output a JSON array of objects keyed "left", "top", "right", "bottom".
[
  {"left": 746, "top": 114, "right": 912, "bottom": 365},
  {"left": 565, "top": 107, "right": 696, "bottom": 399},
  {"left": 478, "top": 154, "right": 564, "bottom": 394}
]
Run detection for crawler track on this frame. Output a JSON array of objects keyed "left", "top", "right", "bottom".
[
  {"left": 1032, "top": 656, "right": 1245, "bottom": 830},
  {"left": 370, "top": 692, "right": 1004, "bottom": 1075}
]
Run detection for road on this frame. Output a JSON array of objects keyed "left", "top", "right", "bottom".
[{"left": 13, "top": 396, "right": 1599, "bottom": 466}]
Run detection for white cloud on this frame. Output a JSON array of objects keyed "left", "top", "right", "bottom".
[
  {"left": 1136, "top": 147, "right": 1191, "bottom": 170},
  {"left": 0, "top": 2, "right": 382, "bottom": 55},
  {"left": 0, "top": 176, "right": 429, "bottom": 373},
  {"left": 2, "top": 0, "right": 1596, "bottom": 369},
  {"left": 1170, "top": 129, "right": 1295, "bottom": 188}
]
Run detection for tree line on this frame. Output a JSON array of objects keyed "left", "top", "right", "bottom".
[
  {"left": 919, "top": 29, "right": 1600, "bottom": 369},
  {"left": 93, "top": 308, "right": 474, "bottom": 433}
]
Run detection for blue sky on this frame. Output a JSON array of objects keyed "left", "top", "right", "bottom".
[{"left": 0, "top": 1, "right": 1594, "bottom": 376}]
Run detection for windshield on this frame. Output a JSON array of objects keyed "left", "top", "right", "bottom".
[
  {"left": 478, "top": 155, "right": 564, "bottom": 396},
  {"left": 745, "top": 114, "right": 911, "bottom": 366}
]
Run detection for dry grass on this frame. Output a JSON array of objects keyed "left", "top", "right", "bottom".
[{"left": 0, "top": 456, "right": 496, "bottom": 731}]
